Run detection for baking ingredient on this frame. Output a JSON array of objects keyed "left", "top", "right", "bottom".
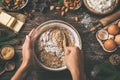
[
  {"left": 104, "top": 39, "right": 116, "bottom": 51},
  {"left": 75, "top": 16, "right": 79, "bottom": 22},
  {"left": 115, "top": 34, "right": 120, "bottom": 45},
  {"left": 108, "top": 24, "right": 119, "bottom": 35},
  {"left": 36, "top": 28, "right": 73, "bottom": 68},
  {"left": 0, "top": 12, "right": 24, "bottom": 33},
  {"left": 50, "top": 5, "right": 54, "bottom": 11},
  {"left": 61, "top": 6, "right": 65, "bottom": 11},
  {"left": 64, "top": 0, "right": 81, "bottom": 10},
  {"left": 109, "top": 54, "right": 120, "bottom": 65},
  {"left": 86, "top": 0, "right": 116, "bottom": 13},
  {"left": 117, "top": 21, "right": 120, "bottom": 28},
  {"left": 0, "top": 46, "right": 14, "bottom": 60},
  {"left": 3, "top": 0, "right": 27, "bottom": 10},
  {"left": 97, "top": 29, "right": 108, "bottom": 40}
]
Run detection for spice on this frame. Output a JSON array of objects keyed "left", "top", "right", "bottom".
[
  {"left": 0, "top": 46, "right": 15, "bottom": 60},
  {"left": 86, "top": 0, "right": 116, "bottom": 13}
]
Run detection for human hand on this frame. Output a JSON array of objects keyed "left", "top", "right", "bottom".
[
  {"left": 22, "top": 29, "right": 35, "bottom": 68},
  {"left": 64, "top": 46, "right": 86, "bottom": 80}
]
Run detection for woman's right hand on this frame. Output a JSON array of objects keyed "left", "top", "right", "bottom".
[{"left": 64, "top": 46, "right": 86, "bottom": 80}]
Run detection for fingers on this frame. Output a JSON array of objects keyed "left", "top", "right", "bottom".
[
  {"left": 65, "top": 48, "right": 70, "bottom": 55},
  {"left": 28, "top": 28, "right": 35, "bottom": 37},
  {"left": 25, "top": 35, "right": 31, "bottom": 48}
]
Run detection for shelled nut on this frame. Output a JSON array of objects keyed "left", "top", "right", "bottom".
[
  {"left": 56, "top": 6, "right": 61, "bottom": 10},
  {"left": 65, "top": 7, "right": 69, "bottom": 12},
  {"left": 64, "top": 0, "right": 81, "bottom": 10},
  {"left": 61, "top": 6, "right": 65, "bottom": 11},
  {"left": 61, "top": 11, "right": 65, "bottom": 16},
  {"left": 75, "top": 16, "right": 79, "bottom": 22},
  {"left": 50, "top": 5, "right": 55, "bottom": 11}
]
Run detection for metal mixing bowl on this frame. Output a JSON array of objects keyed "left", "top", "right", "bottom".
[{"left": 32, "top": 20, "right": 82, "bottom": 71}]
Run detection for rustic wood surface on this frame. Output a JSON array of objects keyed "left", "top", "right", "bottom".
[{"left": 0, "top": 0, "right": 120, "bottom": 80}]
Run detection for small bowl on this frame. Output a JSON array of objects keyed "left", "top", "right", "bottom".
[
  {"left": 2, "top": 0, "right": 28, "bottom": 11},
  {"left": 84, "top": 0, "right": 119, "bottom": 15},
  {"left": 0, "top": 45, "right": 15, "bottom": 60},
  {"left": 64, "top": 0, "right": 82, "bottom": 10},
  {"left": 32, "top": 20, "right": 82, "bottom": 71}
]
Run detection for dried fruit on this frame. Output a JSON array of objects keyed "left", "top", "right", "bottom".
[{"left": 0, "top": 46, "right": 15, "bottom": 60}]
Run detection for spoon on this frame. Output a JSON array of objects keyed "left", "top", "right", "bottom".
[{"left": 0, "top": 61, "right": 15, "bottom": 75}]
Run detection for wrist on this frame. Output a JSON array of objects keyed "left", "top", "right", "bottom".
[{"left": 70, "top": 68, "right": 86, "bottom": 80}]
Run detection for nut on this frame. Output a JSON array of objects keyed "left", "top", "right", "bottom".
[
  {"left": 61, "top": 6, "right": 65, "bottom": 11},
  {"left": 61, "top": 11, "right": 65, "bottom": 16},
  {"left": 65, "top": 7, "right": 69, "bottom": 13},
  {"left": 75, "top": 16, "right": 79, "bottom": 22},
  {"left": 50, "top": 5, "right": 55, "bottom": 11},
  {"left": 56, "top": 6, "right": 61, "bottom": 10}
]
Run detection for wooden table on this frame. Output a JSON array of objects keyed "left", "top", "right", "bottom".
[{"left": 0, "top": 1, "right": 120, "bottom": 80}]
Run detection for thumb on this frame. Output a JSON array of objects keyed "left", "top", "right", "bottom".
[{"left": 65, "top": 48, "right": 70, "bottom": 56}]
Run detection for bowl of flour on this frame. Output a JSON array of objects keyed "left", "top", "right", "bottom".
[
  {"left": 32, "top": 20, "right": 82, "bottom": 71},
  {"left": 84, "top": 0, "right": 119, "bottom": 15}
]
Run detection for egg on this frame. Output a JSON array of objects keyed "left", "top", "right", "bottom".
[
  {"left": 108, "top": 24, "right": 119, "bottom": 35},
  {"left": 104, "top": 39, "right": 116, "bottom": 51},
  {"left": 115, "top": 34, "right": 120, "bottom": 45},
  {"left": 117, "top": 21, "right": 120, "bottom": 28}
]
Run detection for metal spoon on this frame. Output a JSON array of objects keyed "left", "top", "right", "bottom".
[{"left": 0, "top": 61, "right": 15, "bottom": 75}]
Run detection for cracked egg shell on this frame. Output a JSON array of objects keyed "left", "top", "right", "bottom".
[{"left": 104, "top": 39, "right": 116, "bottom": 51}]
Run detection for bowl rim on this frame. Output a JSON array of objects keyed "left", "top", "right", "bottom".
[
  {"left": 83, "top": 0, "right": 119, "bottom": 15},
  {"left": 32, "top": 20, "right": 82, "bottom": 71},
  {"left": 2, "top": 0, "right": 28, "bottom": 11}
]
